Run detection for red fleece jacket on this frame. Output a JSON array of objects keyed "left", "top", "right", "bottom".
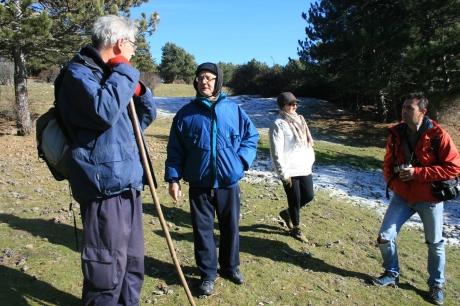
[{"left": 384, "top": 118, "right": 460, "bottom": 203}]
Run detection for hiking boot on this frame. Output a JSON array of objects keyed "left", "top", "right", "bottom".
[
  {"left": 371, "top": 271, "right": 399, "bottom": 287},
  {"left": 290, "top": 227, "right": 308, "bottom": 243},
  {"left": 429, "top": 285, "right": 444, "bottom": 305},
  {"left": 198, "top": 280, "right": 215, "bottom": 296},
  {"left": 279, "top": 209, "right": 293, "bottom": 229},
  {"left": 219, "top": 268, "right": 244, "bottom": 284}
]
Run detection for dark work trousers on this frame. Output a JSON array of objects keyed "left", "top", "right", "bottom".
[
  {"left": 80, "top": 189, "right": 144, "bottom": 306},
  {"left": 189, "top": 185, "right": 241, "bottom": 281},
  {"left": 283, "top": 175, "right": 314, "bottom": 227}
]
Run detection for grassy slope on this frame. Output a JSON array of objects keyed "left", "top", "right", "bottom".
[{"left": 0, "top": 82, "right": 459, "bottom": 305}]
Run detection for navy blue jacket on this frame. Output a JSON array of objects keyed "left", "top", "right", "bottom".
[
  {"left": 58, "top": 46, "right": 157, "bottom": 203},
  {"left": 165, "top": 93, "right": 259, "bottom": 187}
]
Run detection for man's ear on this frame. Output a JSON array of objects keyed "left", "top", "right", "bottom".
[{"left": 113, "top": 39, "right": 123, "bottom": 55}]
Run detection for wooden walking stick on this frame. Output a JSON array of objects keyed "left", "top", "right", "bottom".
[{"left": 128, "top": 100, "right": 196, "bottom": 306}]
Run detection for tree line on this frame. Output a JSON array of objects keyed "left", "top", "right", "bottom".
[
  {"left": 298, "top": 0, "right": 460, "bottom": 122},
  {"left": 152, "top": 0, "right": 460, "bottom": 123},
  {"left": 1, "top": 0, "right": 458, "bottom": 135}
]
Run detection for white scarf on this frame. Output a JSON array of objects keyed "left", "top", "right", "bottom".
[{"left": 279, "top": 111, "right": 313, "bottom": 146}]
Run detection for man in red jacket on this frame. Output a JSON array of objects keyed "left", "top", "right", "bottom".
[{"left": 372, "top": 92, "right": 460, "bottom": 305}]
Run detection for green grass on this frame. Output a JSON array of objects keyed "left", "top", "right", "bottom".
[
  {"left": 154, "top": 83, "right": 196, "bottom": 97},
  {"left": 1, "top": 81, "right": 55, "bottom": 117},
  {"left": 312, "top": 140, "right": 384, "bottom": 169},
  {"left": 1, "top": 82, "right": 459, "bottom": 305},
  {"left": 258, "top": 132, "right": 385, "bottom": 170}
]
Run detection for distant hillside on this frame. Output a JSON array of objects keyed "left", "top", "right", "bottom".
[{"left": 438, "top": 94, "right": 460, "bottom": 146}]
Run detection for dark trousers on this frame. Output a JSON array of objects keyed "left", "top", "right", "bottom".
[
  {"left": 189, "top": 185, "right": 241, "bottom": 281},
  {"left": 80, "top": 189, "right": 144, "bottom": 306},
  {"left": 283, "top": 175, "right": 314, "bottom": 227}
]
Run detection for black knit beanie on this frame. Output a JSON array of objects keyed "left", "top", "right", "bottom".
[{"left": 193, "top": 62, "right": 223, "bottom": 97}]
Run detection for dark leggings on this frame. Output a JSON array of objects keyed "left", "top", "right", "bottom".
[{"left": 283, "top": 175, "right": 314, "bottom": 227}]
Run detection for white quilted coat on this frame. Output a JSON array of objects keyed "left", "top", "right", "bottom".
[{"left": 269, "top": 117, "right": 315, "bottom": 180}]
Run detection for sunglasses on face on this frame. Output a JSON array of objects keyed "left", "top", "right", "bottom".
[{"left": 286, "top": 102, "right": 297, "bottom": 106}]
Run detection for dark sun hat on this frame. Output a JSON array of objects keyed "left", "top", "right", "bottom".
[{"left": 277, "top": 92, "right": 300, "bottom": 109}]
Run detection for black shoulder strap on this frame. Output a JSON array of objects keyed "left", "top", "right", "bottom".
[
  {"left": 386, "top": 131, "right": 398, "bottom": 199},
  {"left": 388, "top": 130, "right": 398, "bottom": 167},
  {"left": 52, "top": 55, "right": 104, "bottom": 143},
  {"left": 53, "top": 64, "right": 72, "bottom": 142},
  {"left": 53, "top": 64, "right": 69, "bottom": 105},
  {"left": 431, "top": 136, "right": 441, "bottom": 163}
]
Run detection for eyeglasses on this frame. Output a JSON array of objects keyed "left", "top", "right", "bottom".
[
  {"left": 126, "top": 39, "right": 137, "bottom": 50},
  {"left": 196, "top": 75, "right": 216, "bottom": 83},
  {"left": 286, "top": 102, "right": 297, "bottom": 106}
]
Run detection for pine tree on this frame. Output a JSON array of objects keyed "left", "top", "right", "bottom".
[
  {"left": 131, "top": 11, "right": 159, "bottom": 73},
  {"left": 298, "top": 0, "right": 460, "bottom": 121},
  {"left": 159, "top": 42, "right": 196, "bottom": 84},
  {"left": 0, "top": 0, "right": 158, "bottom": 135}
]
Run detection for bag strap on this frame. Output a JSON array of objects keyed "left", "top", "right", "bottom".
[
  {"left": 54, "top": 54, "right": 104, "bottom": 144},
  {"left": 385, "top": 124, "right": 426, "bottom": 199},
  {"left": 68, "top": 184, "right": 79, "bottom": 252},
  {"left": 53, "top": 64, "right": 73, "bottom": 142},
  {"left": 430, "top": 136, "right": 441, "bottom": 163},
  {"left": 386, "top": 132, "right": 398, "bottom": 199}
]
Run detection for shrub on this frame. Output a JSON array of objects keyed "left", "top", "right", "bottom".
[
  {"left": 140, "top": 72, "right": 161, "bottom": 90},
  {"left": 36, "top": 66, "right": 61, "bottom": 83}
]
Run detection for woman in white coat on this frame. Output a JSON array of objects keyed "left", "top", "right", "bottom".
[{"left": 269, "top": 92, "right": 315, "bottom": 242}]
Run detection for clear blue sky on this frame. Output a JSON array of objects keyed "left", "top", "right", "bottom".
[{"left": 130, "top": 0, "right": 314, "bottom": 66}]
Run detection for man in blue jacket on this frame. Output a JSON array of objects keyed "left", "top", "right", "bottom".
[
  {"left": 165, "top": 62, "right": 259, "bottom": 295},
  {"left": 57, "top": 15, "right": 156, "bottom": 306}
]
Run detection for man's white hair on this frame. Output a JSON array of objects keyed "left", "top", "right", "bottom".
[{"left": 92, "top": 15, "right": 138, "bottom": 48}]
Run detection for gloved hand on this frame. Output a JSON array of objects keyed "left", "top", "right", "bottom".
[
  {"left": 107, "top": 55, "right": 143, "bottom": 96},
  {"left": 282, "top": 177, "right": 292, "bottom": 188}
]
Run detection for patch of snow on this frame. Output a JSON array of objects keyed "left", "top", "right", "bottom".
[
  {"left": 243, "top": 154, "right": 460, "bottom": 247},
  {"left": 154, "top": 95, "right": 460, "bottom": 246}
]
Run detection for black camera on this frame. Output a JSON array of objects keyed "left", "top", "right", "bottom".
[{"left": 393, "top": 163, "right": 412, "bottom": 173}]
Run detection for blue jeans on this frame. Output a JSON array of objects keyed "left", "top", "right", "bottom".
[{"left": 378, "top": 194, "right": 445, "bottom": 286}]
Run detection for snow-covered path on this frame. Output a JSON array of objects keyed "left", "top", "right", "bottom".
[{"left": 154, "top": 95, "right": 460, "bottom": 246}]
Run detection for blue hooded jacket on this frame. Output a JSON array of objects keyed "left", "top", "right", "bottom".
[
  {"left": 58, "top": 46, "right": 157, "bottom": 203},
  {"left": 165, "top": 93, "right": 259, "bottom": 187}
]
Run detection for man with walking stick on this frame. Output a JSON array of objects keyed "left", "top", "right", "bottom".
[
  {"left": 165, "top": 62, "right": 259, "bottom": 296},
  {"left": 57, "top": 15, "right": 156, "bottom": 305}
]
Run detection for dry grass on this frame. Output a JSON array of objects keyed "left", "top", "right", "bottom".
[
  {"left": 1, "top": 81, "right": 459, "bottom": 305},
  {"left": 1, "top": 117, "right": 459, "bottom": 305}
]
